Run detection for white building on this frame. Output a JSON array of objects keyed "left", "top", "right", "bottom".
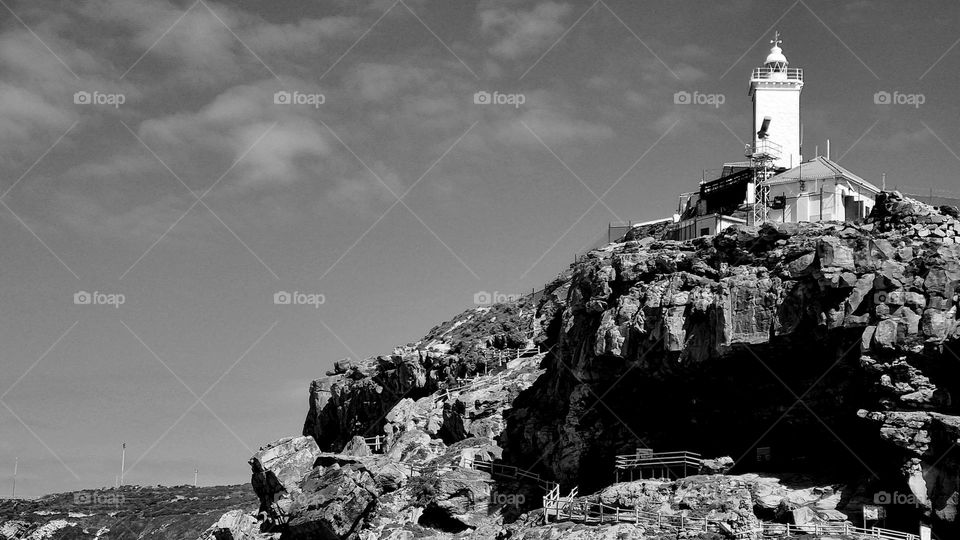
[
  {"left": 664, "top": 33, "right": 880, "bottom": 242},
  {"left": 764, "top": 156, "right": 879, "bottom": 223}
]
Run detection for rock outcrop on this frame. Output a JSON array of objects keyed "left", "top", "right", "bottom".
[{"left": 186, "top": 191, "right": 960, "bottom": 539}]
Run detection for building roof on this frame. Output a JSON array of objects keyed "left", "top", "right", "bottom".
[{"left": 768, "top": 156, "right": 881, "bottom": 193}]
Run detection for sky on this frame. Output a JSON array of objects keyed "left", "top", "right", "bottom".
[{"left": 1, "top": 0, "right": 959, "bottom": 498}]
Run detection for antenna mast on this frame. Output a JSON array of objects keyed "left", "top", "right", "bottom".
[{"left": 119, "top": 443, "right": 125, "bottom": 487}]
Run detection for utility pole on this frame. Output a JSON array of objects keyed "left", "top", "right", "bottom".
[
  {"left": 12, "top": 457, "right": 17, "bottom": 498},
  {"left": 119, "top": 443, "right": 125, "bottom": 487}
]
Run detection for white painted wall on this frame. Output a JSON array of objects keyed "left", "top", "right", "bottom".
[
  {"left": 752, "top": 84, "right": 802, "bottom": 169},
  {"left": 765, "top": 180, "right": 877, "bottom": 223}
]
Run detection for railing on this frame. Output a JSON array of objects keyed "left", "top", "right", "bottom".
[
  {"left": 614, "top": 450, "right": 702, "bottom": 481},
  {"left": 436, "top": 373, "right": 503, "bottom": 400},
  {"left": 543, "top": 489, "right": 918, "bottom": 540},
  {"left": 745, "top": 139, "right": 782, "bottom": 160},
  {"left": 760, "top": 522, "right": 918, "bottom": 540},
  {"left": 489, "top": 345, "right": 541, "bottom": 366},
  {"left": 750, "top": 67, "right": 803, "bottom": 81},
  {"left": 543, "top": 489, "right": 755, "bottom": 538},
  {"left": 434, "top": 346, "right": 542, "bottom": 400},
  {"left": 471, "top": 459, "right": 557, "bottom": 493},
  {"left": 363, "top": 435, "right": 384, "bottom": 453}
]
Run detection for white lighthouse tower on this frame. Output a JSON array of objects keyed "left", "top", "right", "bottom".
[{"left": 749, "top": 32, "right": 803, "bottom": 170}]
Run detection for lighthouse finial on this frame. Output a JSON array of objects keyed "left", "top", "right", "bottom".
[{"left": 771, "top": 31, "right": 782, "bottom": 48}]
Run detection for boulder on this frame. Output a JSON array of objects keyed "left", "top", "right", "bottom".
[
  {"left": 252, "top": 436, "right": 321, "bottom": 494},
  {"left": 874, "top": 319, "right": 900, "bottom": 350},
  {"left": 197, "top": 510, "right": 262, "bottom": 540},
  {"left": 287, "top": 464, "right": 383, "bottom": 539},
  {"left": 701, "top": 456, "right": 735, "bottom": 474},
  {"left": 818, "top": 237, "right": 856, "bottom": 271},
  {"left": 342, "top": 436, "right": 373, "bottom": 457},
  {"left": 922, "top": 309, "right": 950, "bottom": 340}
]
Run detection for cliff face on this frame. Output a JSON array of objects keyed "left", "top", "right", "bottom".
[
  {"left": 504, "top": 192, "right": 960, "bottom": 531},
  {"left": 287, "top": 191, "right": 960, "bottom": 537},
  {"left": 302, "top": 296, "right": 546, "bottom": 451}
]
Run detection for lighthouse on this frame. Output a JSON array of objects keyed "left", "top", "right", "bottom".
[{"left": 749, "top": 32, "right": 803, "bottom": 169}]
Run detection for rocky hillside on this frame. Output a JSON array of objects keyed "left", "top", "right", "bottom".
[
  {"left": 0, "top": 484, "right": 258, "bottom": 539},
  {"left": 6, "top": 191, "right": 959, "bottom": 539}
]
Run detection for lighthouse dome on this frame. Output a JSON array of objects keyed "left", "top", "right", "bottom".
[{"left": 765, "top": 45, "right": 788, "bottom": 66}]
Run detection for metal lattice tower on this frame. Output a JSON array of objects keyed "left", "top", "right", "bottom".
[{"left": 745, "top": 139, "right": 781, "bottom": 225}]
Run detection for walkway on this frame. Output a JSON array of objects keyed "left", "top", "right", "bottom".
[{"left": 543, "top": 488, "right": 919, "bottom": 540}]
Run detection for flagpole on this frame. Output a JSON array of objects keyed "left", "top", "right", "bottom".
[
  {"left": 12, "top": 457, "right": 17, "bottom": 498},
  {"left": 120, "top": 443, "right": 125, "bottom": 487}
]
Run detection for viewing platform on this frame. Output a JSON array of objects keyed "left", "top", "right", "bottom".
[{"left": 614, "top": 449, "right": 702, "bottom": 482}]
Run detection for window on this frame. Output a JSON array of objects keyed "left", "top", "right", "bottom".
[{"left": 700, "top": 227, "right": 710, "bottom": 236}]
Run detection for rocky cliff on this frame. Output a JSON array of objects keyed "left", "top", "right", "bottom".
[
  {"left": 504, "top": 191, "right": 960, "bottom": 535},
  {"left": 7, "top": 192, "right": 959, "bottom": 540}
]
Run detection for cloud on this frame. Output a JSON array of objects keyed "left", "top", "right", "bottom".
[
  {"left": 344, "top": 63, "right": 432, "bottom": 103},
  {"left": 71, "top": 0, "right": 364, "bottom": 88},
  {"left": 137, "top": 82, "right": 336, "bottom": 191},
  {"left": 479, "top": 1, "right": 572, "bottom": 60}
]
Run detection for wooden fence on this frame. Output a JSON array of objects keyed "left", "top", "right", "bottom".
[
  {"left": 614, "top": 450, "right": 703, "bottom": 482},
  {"left": 363, "top": 435, "right": 384, "bottom": 453},
  {"left": 542, "top": 488, "right": 919, "bottom": 540},
  {"left": 435, "top": 346, "right": 541, "bottom": 400},
  {"left": 760, "top": 522, "right": 918, "bottom": 539},
  {"left": 470, "top": 459, "right": 557, "bottom": 493}
]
